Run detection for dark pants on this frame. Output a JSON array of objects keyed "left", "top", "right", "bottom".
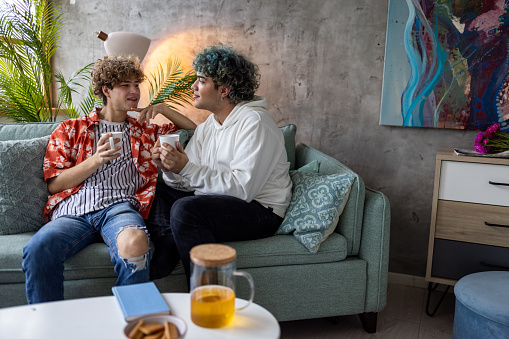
[{"left": 145, "top": 180, "right": 283, "bottom": 283}]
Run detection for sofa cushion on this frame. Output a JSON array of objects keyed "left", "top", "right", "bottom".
[
  {"left": 173, "top": 129, "right": 191, "bottom": 148},
  {"left": 226, "top": 233, "right": 347, "bottom": 268},
  {"left": 276, "top": 171, "right": 355, "bottom": 253},
  {"left": 1, "top": 232, "right": 347, "bottom": 284},
  {"left": 0, "top": 136, "right": 50, "bottom": 235},
  {"left": 0, "top": 233, "right": 115, "bottom": 284},
  {"left": 279, "top": 124, "right": 296, "bottom": 170},
  {"left": 0, "top": 122, "right": 61, "bottom": 141},
  {"left": 296, "top": 160, "right": 320, "bottom": 173}
]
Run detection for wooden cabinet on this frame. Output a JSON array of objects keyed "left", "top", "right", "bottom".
[{"left": 426, "top": 148, "right": 509, "bottom": 286}]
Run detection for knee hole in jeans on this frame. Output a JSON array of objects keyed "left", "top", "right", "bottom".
[{"left": 116, "top": 225, "right": 149, "bottom": 258}]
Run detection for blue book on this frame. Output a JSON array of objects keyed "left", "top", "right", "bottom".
[{"left": 112, "top": 282, "right": 171, "bottom": 322}]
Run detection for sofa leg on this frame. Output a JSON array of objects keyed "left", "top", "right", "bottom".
[{"left": 358, "top": 312, "right": 377, "bottom": 333}]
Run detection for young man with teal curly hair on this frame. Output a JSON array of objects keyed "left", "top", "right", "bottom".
[{"left": 146, "top": 44, "right": 293, "bottom": 280}]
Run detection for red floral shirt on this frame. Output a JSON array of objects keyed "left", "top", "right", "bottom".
[{"left": 43, "top": 108, "right": 178, "bottom": 221}]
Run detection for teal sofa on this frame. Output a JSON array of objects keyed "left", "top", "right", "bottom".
[{"left": 0, "top": 122, "right": 390, "bottom": 333}]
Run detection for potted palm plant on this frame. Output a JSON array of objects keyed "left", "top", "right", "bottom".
[
  {"left": 0, "top": 0, "right": 96, "bottom": 122},
  {"left": 0, "top": 0, "right": 196, "bottom": 122}
]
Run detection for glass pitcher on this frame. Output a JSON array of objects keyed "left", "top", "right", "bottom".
[{"left": 189, "top": 243, "right": 255, "bottom": 328}]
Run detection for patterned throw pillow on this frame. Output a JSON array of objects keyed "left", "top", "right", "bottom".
[
  {"left": 276, "top": 171, "right": 355, "bottom": 253},
  {"left": 0, "top": 136, "right": 50, "bottom": 235}
]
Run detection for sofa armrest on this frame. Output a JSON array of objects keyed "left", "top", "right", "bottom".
[{"left": 359, "top": 188, "right": 391, "bottom": 312}]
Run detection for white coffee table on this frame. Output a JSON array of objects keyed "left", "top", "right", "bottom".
[{"left": 0, "top": 293, "right": 280, "bottom": 339}]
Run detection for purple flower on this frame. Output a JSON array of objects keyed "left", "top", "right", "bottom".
[
  {"left": 475, "top": 124, "right": 509, "bottom": 154},
  {"left": 475, "top": 144, "right": 488, "bottom": 154},
  {"left": 485, "top": 124, "right": 500, "bottom": 138},
  {"left": 475, "top": 132, "right": 484, "bottom": 143}
]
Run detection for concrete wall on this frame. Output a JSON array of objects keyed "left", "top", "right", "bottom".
[{"left": 54, "top": 0, "right": 477, "bottom": 277}]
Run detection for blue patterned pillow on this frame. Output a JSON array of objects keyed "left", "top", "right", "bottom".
[
  {"left": 276, "top": 171, "right": 355, "bottom": 253},
  {"left": 0, "top": 136, "right": 50, "bottom": 234}
]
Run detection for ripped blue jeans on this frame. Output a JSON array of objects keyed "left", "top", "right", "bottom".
[{"left": 22, "top": 202, "right": 150, "bottom": 304}]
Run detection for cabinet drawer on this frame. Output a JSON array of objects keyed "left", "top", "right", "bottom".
[
  {"left": 431, "top": 239, "right": 509, "bottom": 281},
  {"left": 435, "top": 200, "right": 509, "bottom": 247},
  {"left": 438, "top": 161, "right": 509, "bottom": 206}
]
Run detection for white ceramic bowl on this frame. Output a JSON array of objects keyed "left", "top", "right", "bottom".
[{"left": 123, "top": 314, "right": 187, "bottom": 338}]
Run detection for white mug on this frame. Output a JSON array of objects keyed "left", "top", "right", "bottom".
[
  {"left": 159, "top": 134, "right": 180, "bottom": 150},
  {"left": 109, "top": 132, "right": 123, "bottom": 155}
]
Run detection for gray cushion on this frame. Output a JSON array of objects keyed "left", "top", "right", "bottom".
[
  {"left": 280, "top": 124, "right": 296, "bottom": 170},
  {"left": 0, "top": 232, "right": 36, "bottom": 283},
  {"left": 0, "top": 122, "right": 61, "bottom": 141},
  {"left": 172, "top": 129, "right": 190, "bottom": 148},
  {"left": 0, "top": 233, "right": 116, "bottom": 284},
  {"left": 1, "top": 232, "right": 347, "bottom": 284},
  {"left": 226, "top": 233, "right": 347, "bottom": 268},
  {"left": 296, "top": 160, "right": 320, "bottom": 173},
  {"left": 0, "top": 136, "right": 50, "bottom": 235}
]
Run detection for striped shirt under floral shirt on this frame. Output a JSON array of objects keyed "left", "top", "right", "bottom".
[{"left": 43, "top": 108, "right": 178, "bottom": 222}]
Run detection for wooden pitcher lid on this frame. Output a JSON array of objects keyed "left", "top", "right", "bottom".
[{"left": 190, "top": 244, "right": 236, "bottom": 267}]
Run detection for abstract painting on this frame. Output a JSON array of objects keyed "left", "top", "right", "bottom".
[{"left": 380, "top": 0, "right": 509, "bottom": 130}]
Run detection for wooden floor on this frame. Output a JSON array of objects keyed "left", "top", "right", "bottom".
[{"left": 279, "top": 283, "right": 455, "bottom": 338}]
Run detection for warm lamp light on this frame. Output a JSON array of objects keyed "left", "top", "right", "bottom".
[{"left": 96, "top": 31, "right": 151, "bottom": 62}]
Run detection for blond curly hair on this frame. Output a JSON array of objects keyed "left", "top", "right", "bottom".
[{"left": 91, "top": 55, "right": 146, "bottom": 105}]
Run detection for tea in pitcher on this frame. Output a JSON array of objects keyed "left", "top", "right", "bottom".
[
  {"left": 190, "top": 244, "right": 254, "bottom": 328},
  {"left": 190, "top": 285, "right": 235, "bottom": 328}
]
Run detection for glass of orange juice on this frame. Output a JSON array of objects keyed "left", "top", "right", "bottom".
[{"left": 189, "top": 244, "right": 254, "bottom": 328}]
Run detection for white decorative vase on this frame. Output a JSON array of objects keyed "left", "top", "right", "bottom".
[{"left": 97, "top": 31, "right": 151, "bottom": 62}]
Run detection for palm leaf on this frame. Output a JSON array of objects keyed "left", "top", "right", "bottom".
[
  {"left": 54, "top": 62, "right": 94, "bottom": 117},
  {"left": 0, "top": 52, "right": 44, "bottom": 122},
  {"left": 76, "top": 85, "right": 102, "bottom": 118},
  {"left": 0, "top": 0, "right": 70, "bottom": 122},
  {"left": 59, "top": 63, "right": 101, "bottom": 117},
  {"left": 147, "top": 57, "right": 196, "bottom": 110}
]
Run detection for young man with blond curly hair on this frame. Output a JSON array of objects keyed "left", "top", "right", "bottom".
[{"left": 22, "top": 55, "right": 196, "bottom": 304}]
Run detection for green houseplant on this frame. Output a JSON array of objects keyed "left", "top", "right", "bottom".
[
  {"left": 146, "top": 57, "right": 196, "bottom": 110},
  {"left": 0, "top": 0, "right": 196, "bottom": 123},
  {"left": 0, "top": 0, "right": 98, "bottom": 122}
]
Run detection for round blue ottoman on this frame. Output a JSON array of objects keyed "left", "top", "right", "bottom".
[{"left": 453, "top": 271, "right": 509, "bottom": 339}]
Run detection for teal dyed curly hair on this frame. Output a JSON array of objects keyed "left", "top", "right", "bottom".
[{"left": 193, "top": 45, "right": 260, "bottom": 104}]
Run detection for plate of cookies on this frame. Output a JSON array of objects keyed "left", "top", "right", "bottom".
[{"left": 124, "top": 315, "right": 187, "bottom": 339}]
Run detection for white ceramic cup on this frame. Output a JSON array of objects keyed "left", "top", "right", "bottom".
[
  {"left": 159, "top": 134, "right": 180, "bottom": 150},
  {"left": 109, "top": 132, "right": 123, "bottom": 155}
]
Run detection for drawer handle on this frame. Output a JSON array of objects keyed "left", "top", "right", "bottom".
[
  {"left": 480, "top": 261, "right": 509, "bottom": 270},
  {"left": 488, "top": 181, "right": 509, "bottom": 186},
  {"left": 485, "top": 221, "right": 509, "bottom": 229}
]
